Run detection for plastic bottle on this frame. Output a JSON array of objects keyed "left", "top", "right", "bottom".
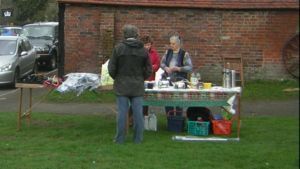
[
  {"left": 196, "top": 72, "right": 201, "bottom": 82},
  {"left": 196, "top": 72, "right": 201, "bottom": 89},
  {"left": 223, "top": 63, "right": 231, "bottom": 88},
  {"left": 231, "top": 70, "right": 236, "bottom": 88},
  {"left": 144, "top": 115, "right": 149, "bottom": 130},
  {"left": 190, "top": 72, "right": 197, "bottom": 88},
  {"left": 148, "top": 111, "right": 157, "bottom": 131}
]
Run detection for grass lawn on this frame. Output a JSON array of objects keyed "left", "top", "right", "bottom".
[
  {"left": 242, "top": 80, "right": 299, "bottom": 101},
  {"left": 0, "top": 112, "right": 298, "bottom": 169}
]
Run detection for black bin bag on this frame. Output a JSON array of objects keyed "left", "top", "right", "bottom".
[{"left": 186, "top": 107, "right": 212, "bottom": 122}]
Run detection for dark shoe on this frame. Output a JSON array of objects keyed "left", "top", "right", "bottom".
[
  {"left": 113, "top": 139, "right": 124, "bottom": 144},
  {"left": 113, "top": 140, "right": 124, "bottom": 144},
  {"left": 134, "top": 141, "right": 142, "bottom": 144}
]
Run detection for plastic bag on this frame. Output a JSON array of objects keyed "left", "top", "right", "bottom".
[
  {"left": 223, "top": 95, "right": 237, "bottom": 114},
  {"left": 155, "top": 68, "right": 164, "bottom": 84},
  {"left": 56, "top": 73, "right": 100, "bottom": 96},
  {"left": 101, "top": 60, "right": 114, "bottom": 86}
]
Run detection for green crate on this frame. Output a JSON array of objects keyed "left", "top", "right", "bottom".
[{"left": 187, "top": 121, "right": 210, "bottom": 136}]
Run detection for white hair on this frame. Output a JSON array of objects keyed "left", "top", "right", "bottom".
[{"left": 170, "top": 35, "right": 181, "bottom": 46}]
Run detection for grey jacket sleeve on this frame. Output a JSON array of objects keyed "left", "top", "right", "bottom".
[{"left": 181, "top": 52, "right": 193, "bottom": 73}]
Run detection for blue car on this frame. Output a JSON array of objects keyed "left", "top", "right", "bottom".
[{"left": 0, "top": 26, "right": 22, "bottom": 36}]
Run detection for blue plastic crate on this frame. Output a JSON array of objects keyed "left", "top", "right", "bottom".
[{"left": 167, "top": 115, "right": 185, "bottom": 132}]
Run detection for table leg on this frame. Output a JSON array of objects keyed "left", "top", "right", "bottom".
[
  {"left": 18, "top": 88, "right": 23, "bottom": 131},
  {"left": 237, "top": 94, "right": 241, "bottom": 138},
  {"left": 26, "top": 88, "right": 32, "bottom": 126}
]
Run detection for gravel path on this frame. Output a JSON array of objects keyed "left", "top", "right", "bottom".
[{"left": 1, "top": 87, "right": 298, "bottom": 116}]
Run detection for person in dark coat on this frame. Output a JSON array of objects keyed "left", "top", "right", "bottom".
[{"left": 108, "top": 24, "right": 152, "bottom": 144}]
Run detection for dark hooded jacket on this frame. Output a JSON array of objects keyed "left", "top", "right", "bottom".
[{"left": 108, "top": 39, "right": 152, "bottom": 96}]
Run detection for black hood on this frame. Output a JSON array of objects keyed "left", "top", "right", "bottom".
[
  {"left": 28, "top": 38, "right": 53, "bottom": 48},
  {"left": 122, "top": 39, "right": 143, "bottom": 48}
]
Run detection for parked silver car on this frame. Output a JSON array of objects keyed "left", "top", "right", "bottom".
[{"left": 0, "top": 36, "right": 38, "bottom": 86}]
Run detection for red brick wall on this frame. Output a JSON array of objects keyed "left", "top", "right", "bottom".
[
  {"left": 63, "top": 4, "right": 299, "bottom": 82},
  {"left": 58, "top": 0, "right": 299, "bottom": 9},
  {"left": 64, "top": 5, "right": 101, "bottom": 73}
]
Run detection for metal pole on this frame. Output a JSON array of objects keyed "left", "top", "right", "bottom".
[
  {"left": 58, "top": 3, "right": 65, "bottom": 77},
  {"left": 237, "top": 93, "right": 241, "bottom": 138}
]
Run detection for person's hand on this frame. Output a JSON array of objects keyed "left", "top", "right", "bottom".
[
  {"left": 171, "top": 66, "right": 181, "bottom": 72},
  {"left": 165, "top": 67, "right": 172, "bottom": 74}
]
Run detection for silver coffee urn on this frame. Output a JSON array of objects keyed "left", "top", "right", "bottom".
[{"left": 223, "top": 68, "right": 236, "bottom": 88}]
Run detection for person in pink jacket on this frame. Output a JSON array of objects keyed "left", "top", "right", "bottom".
[
  {"left": 141, "top": 35, "right": 160, "bottom": 81},
  {"left": 141, "top": 35, "right": 160, "bottom": 116}
]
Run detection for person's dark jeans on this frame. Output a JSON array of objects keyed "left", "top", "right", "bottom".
[{"left": 128, "top": 106, "right": 149, "bottom": 126}]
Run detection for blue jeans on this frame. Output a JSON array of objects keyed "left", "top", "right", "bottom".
[{"left": 115, "top": 96, "right": 144, "bottom": 144}]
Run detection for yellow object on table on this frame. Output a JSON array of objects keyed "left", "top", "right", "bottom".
[{"left": 203, "top": 83, "right": 212, "bottom": 89}]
